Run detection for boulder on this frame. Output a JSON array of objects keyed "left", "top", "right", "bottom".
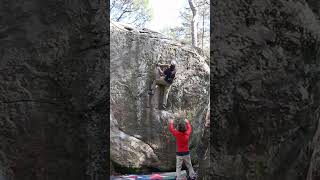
[
  {"left": 110, "top": 21, "right": 210, "bottom": 172},
  {"left": 212, "top": 0, "right": 320, "bottom": 179},
  {"left": 0, "top": 0, "right": 109, "bottom": 179},
  {"left": 110, "top": 113, "right": 159, "bottom": 169}
]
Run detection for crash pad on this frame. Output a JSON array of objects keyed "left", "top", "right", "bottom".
[{"left": 111, "top": 170, "right": 187, "bottom": 180}]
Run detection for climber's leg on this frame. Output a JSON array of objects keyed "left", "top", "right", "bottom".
[
  {"left": 155, "top": 77, "right": 169, "bottom": 86},
  {"left": 162, "top": 85, "right": 171, "bottom": 109},
  {"left": 176, "top": 155, "right": 183, "bottom": 180},
  {"left": 183, "top": 155, "right": 196, "bottom": 179},
  {"left": 155, "top": 66, "right": 162, "bottom": 79},
  {"left": 148, "top": 67, "right": 163, "bottom": 95},
  {"left": 153, "top": 79, "right": 170, "bottom": 109}
]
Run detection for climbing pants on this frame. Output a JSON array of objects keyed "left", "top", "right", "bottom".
[
  {"left": 176, "top": 154, "right": 195, "bottom": 180},
  {"left": 150, "top": 67, "right": 172, "bottom": 106}
]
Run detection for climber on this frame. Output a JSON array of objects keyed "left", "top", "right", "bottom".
[
  {"left": 148, "top": 60, "right": 177, "bottom": 109},
  {"left": 169, "top": 113, "right": 196, "bottom": 180}
]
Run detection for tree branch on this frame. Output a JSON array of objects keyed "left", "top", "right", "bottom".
[
  {"left": 116, "top": 0, "right": 133, "bottom": 21},
  {"left": 110, "top": 0, "right": 116, "bottom": 11},
  {"left": 116, "top": 10, "right": 133, "bottom": 21}
]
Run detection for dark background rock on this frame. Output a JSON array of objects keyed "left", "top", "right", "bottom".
[
  {"left": 212, "top": 0, "right": 320, "bottom": 179},
  {"left": 4, "top": 0, "right": 320, "bottom": 179},
  {"left": 0, "top": 0, "right": 109, "bottom": 179}
]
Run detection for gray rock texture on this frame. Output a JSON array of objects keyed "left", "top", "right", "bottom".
[
  {"left": 0, "top": 0, "right": 109, "bottom": 179},
  {"left": 110, "top": 113, "right": 159, "bottom": 169},
  {"left": 110, "top": 21, "right": 210, "bottom": 175},
  {"left": 212, "top": 0, "right": 320, "bottom": 179}
]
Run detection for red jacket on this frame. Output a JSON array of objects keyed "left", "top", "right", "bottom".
[{"left": 169, "top": 120, "right": 192, "bottom": 152}]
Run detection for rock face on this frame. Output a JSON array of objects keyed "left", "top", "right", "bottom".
[
  {"left": 212, "top": 0, "right": 320, "bottom": 179},
  {"left": 110, "top": 21, "right": 210, "bottom": 174},
  {"left": 110, "top": 113, "right": 159, "bottom": 169},
  {"left": 0, "top": 1, "right": 109, "bottom": 179}
]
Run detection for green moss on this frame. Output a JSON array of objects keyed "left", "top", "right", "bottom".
[
  {"left": 186, "top": 111, "right": 193, "bottom": 122},
  {"left": 253, "top": 160, "right": 268, "bottom": 180},
  {"left": 111, "top": 161, "right": 143, "bottom": 174}
]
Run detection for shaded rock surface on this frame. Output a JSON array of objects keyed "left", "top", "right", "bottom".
[
  {"left": 0, "top": 0, "right": 109, "bottom": 179},
  {"left": 110, "top": 113, "right": 159, "bottom": 169},
  {"left": 212, "top": 0, "right": 320, "bottom": 179},
  {"left": 110, "top": 21, "right": 210, "bottom": 175}
]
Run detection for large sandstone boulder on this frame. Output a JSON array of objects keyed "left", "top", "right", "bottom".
[
  {"left": 110, "top": 21, "right": 210, "bottom": 172},
  {"left": 212, "top": 0, "right": 320, "bottom": 179}
]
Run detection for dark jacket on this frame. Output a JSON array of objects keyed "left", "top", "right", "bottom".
[{"left": 164, "top": 67, "right": 176, "bottom": 84}]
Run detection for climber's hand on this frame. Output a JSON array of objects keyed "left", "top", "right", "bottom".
[
  {"left": 169, "top": 119, "right": 173, "bottom": 123},
  {"left": 185, "top": 119, "right": 189, "bottom": 123}
]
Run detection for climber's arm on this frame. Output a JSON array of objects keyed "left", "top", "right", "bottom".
[
  {"left": 157, "top": 66, "right": 164, "bottom": 75},
  {"left": 157, "top": 64, "right": 169, "bottom": 76},
  {"left": 185, "top": 119, "right": 192, "bottom": 135},
  {"left": 157, "top": 63, "right": 170, "bottom": 68},
  {"left": 169, "top": 119, "right": 178, "bottom": 136}
]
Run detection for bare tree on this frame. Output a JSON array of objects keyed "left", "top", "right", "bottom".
[
  {"left": 188, "top": 0, "right": 199, "bottom": 47},
  {"left": 197, "top": 0, "right": 210, "bottom": 50},
  {"left": 110, "top": 0, "right": 152, "bottom": 28},
  {"left": 159, "top": 0, "right": 209, "bottom": 54}
]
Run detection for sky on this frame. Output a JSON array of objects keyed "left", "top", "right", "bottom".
[{"left": 145, "top": 0, "right": 188, "bottom": 31}]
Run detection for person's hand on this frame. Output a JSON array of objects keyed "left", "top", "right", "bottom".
[
  {"left": 185, "top": 119, "right": 189, "bottom": 123},
  {"left": 169, "top": 119, "right": 173, "bottom": 123}
]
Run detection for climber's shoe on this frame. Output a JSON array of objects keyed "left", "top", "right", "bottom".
[
  {"left": 162, "top": 104, "right": 167, "bottom": 109},
  {"left": 148, "top": 90, "right": 154, "bottom": 95}
]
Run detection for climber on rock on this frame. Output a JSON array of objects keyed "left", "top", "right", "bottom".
[
  {"left": 169, "top": 113, "right": 196, "bottom": 180},
  {"left": 148, "top": 60, "right": 177, "bottom": 110}
]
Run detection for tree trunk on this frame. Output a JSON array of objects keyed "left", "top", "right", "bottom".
[
  {"left": 188, "top": 0, "right": 199, "bottom": 47},
  {"left": 202, "top": 11, "right": 205, "bottom": 50}
]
